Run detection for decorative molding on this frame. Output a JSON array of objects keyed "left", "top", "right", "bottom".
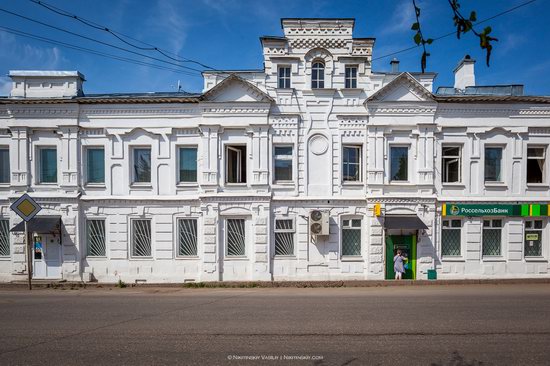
[
  {"left": 7, "top": 108, "right": 78, "bottom": 117},
  {"left": 285, "top": 27, "right": 352, "bottom": 36},
  {"left": 202, "top": 106, "right": 270, "bottom": 114},
  {"left": 368, "top": 106, "right": 437, "bottom": 114},
  {"left": 264, "top": 47, "right": 287, "bottom": 55},
  {"left": 289, "top": 38, "right": 348, "bottom": 49},
  {"left": 80, "top": 128, "right": 104, "bottom": 136},
  {"left": 173, "top": 128, "right": 200, "bottom": 136},
  {"left": 81, "top": 108, "right": 199, "bottom": 116}
]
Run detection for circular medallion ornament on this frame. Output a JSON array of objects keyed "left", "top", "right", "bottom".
[{"left": 309, "top": 134, "right": 329, "bottom": 155}]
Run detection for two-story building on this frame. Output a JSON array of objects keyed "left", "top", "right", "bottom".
[{"left": 0, "top": 18, "right": 549, "bottom": 283}]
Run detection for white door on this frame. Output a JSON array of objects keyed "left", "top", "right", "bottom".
[{"left": 33, "top": 234, "right": 61, "bottom": 279}]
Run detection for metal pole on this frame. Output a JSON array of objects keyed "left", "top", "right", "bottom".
[{"left": 25, "top": 220, "right": 31, "bottom": 291}]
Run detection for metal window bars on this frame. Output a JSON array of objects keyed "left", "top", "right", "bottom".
[
  {"left": 226, "top": 219, "right": 245, "bottom": 256},
  {"left": 87, "top": 219, "right": 106, "bottom": 257},
  {"left": 342, "top": 228, "right": 361, "bottom": 256},
  {"left": 0, "top": 219, "right": 9, "bottom": 256},
  {"left": 132, "top": 219, "right": 151, "bottom": 257},
  {"left": 178, "top": 219, "right": 197, "bottom": 256},
  {"left": 275, "top": 219, "right": 294, "bottom": 256}
]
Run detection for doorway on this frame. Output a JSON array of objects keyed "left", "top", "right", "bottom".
[
  {"left": 32, "top": 234, "right": 62, "bottom": 279},
  {"left": 385, "top": 235, "right": 416, "bottom": 280}
]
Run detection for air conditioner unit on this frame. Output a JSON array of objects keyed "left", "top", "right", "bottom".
[{"left": 309, "top": 210, "right": 329, "bottom": 236}]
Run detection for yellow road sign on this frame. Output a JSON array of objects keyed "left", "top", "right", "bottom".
[{"left": 10, "top": 193, "right": 42, "bottom": 222}]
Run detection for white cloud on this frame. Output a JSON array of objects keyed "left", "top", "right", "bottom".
[
  {"left": 0, "top": 31, "right": 67, "bottom": 70},
  {"left": 0, "top": 77, "right": 11, "bottom": 96},
  {"left": 378, "top": 2, "right": 416, "bottom": 36},
  {"left": 151, "top": 0, "right": 188, "bottom": 56}
]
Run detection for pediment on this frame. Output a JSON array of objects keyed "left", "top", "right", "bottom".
[
  {"left": 202, "top": 74, "right": 273, "bottom": 103},
  {"left": 366, "top": 72, "right": 434, "bottom": 103}
]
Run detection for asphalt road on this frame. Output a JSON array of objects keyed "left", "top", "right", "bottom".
[{"left": 0, "top": 284, "right": 549, "bottom": 365}]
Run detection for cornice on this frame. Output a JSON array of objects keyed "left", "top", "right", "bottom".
[{"left": 80, "top": 107, "right": 200, "bottom": 116}]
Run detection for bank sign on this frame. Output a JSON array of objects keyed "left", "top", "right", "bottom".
[{"left": 443, "top": 203, "right": 549, "bottom": 217}]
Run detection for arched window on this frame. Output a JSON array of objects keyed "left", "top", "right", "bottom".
[{"left": 311, "top": 61, "right": 325, "bottom": 89}]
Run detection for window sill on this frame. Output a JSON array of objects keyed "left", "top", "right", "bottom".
[
  {"left": 482, "top": 257, "right": 506, "bottom": 262},
  {"left": 524, "top": 257, "right": 548, "bottom": 262},
  {"left": 86, "top": 256, "right": 108, "bottom": 260},
  {"left": 274, "top": 255, "right": 296, "bottom": 259},
  {"left": 0, "top": 183, "right": 10, "bottom": 187},
  {"left": 36, "top": 182, "right": 58, "bottom": 186},
  {"left": 342, "top": 181, "right": 363, "bottom": 186},
  {"left": 129, "top": 257, "right": 154, "bottom": 261},
  {"left": 0, "top": 256, "right": 11, "bottom": 261},
  {"left": 484, "top": 182, "right": 507, "bottom": 187},
  {"left": 130, "top": 183, "right": 153, "bottom": 189},
  {"left": 224, "top": 256, "right": 248, "bottom": 261},
  {"left": 225, "top": 183, "right": 248, "bottom": 187},
  {"left": 176, "top": 183, "right": 199, "bottom": 188},
  {"left": 441, "top": 257, "right": 465, "bottom": 262},
  {"left": 341, "top": 256, "right": 363, "bottom": 262},
  {"left": 441, "top": 183, "right": 465, "bottom": 187},
  {"left": 176, "top": 256, "right": 200, "bottom": 260},
  {"left": 85, "top": 183, "right": 106, "bottom": 188},
  {"left": 389, "top": 181, "right": 412, "bottom": 185},
  {"left": 273, "top": 181, "right": 295, "bottom": 186},
  {"left": 526, "top": 183, "right": 550, "bottom": 188}
]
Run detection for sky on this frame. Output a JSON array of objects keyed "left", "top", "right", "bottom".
[{"left": 0, "top": 0, "right": 549, "bottom": 96}]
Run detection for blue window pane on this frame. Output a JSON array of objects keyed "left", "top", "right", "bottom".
[
  {"left": 87, "top": 148, "right": 105, "bottom": 184},
  {"left": 40, "top": 148, "right": 57, "bottom": 183},
  {"left": 390, "top": 147, "right": 408, "bottom": 181},
  {"left": 133, "top": 148, "right": 151, "bottom": 183},
  {"left": 485, "top": 147, "right": 502, "bottom": 181},
  {"left": 0, "top": 149, "right": 9, "bottom": 183},
  {"left": 179, "top": 147, "right": 197, "bottom": 182}
]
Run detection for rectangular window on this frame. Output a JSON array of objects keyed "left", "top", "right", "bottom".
[
  {"left": 0, "top": 148, "right": 9, "bottom": 183},
  {"left": 278, "top": 66, "right": 291, "bottom": 89},
  {"left": 342, "top": 145, "right": 361, "bottom": 182},
  {"left": 178, "top": 218, "right": 198, "bottom": 256},
  {"left": 0, "top": 219, "right": 9, "bottom": 256},
  {"left": 226, "top": 218, "right": 245, "bottom": 256},
  {"left": 390, "top": 146, "right": 408, "bottom": 181},
  {"left": 39, "top": 147, "right": 57, "bottom": 183},
  {"left": 442, "top": 146, "right": 461, "bottom": 183},
  {"left": 274, "top": 219, "right": 294, "bottom": 256},
  {"left": 345, "top": 65, "right": 358, "bottom": 88},
  {"left": 525, "top": 220, "right": 543, "bottom": 257},
  {"left": 342, "top": 219, "right": 361, "bottom": 256},
  {"left": 311, "top": 62, "right": 325, "bottom": 89},
  {"left": 179, "top": 147, "right": 197, "bottom": 183},
  {"left": 482, "top": 219, "right": 502, "bottom": 256},
  {"left": 442, "top": 219, "right": 461, "bottom": 256},
  {"left": 86, "top": 219, "right": 106, "bottom": 257},
  {"left": 226, "top": 145, "right": 247, "bottom": 184},
  {"left": 484, "top": 147, "right": 503, "bottom": 182},
  {"left": 131, "top": 219, "right": 152, "bottom": 257},
  {"left": 274, "top": 146, "right": 293, "bottom": 182},
  {"left": 527, "top": 147, "right": 545, "bottom": 184},
  {"left": 87, "top": 148, "right": 105, "bottom": 184},
  {"left": 133, "top": 148, "right": 151, "bottom": 183}
]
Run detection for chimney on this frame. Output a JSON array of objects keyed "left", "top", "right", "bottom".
[
  {"left": 453, "top": 55, "right": 475, "bottom": 90},
  {"left": 390, "top": 58, "right": 400, "bottom": 73},
  {"left": 8, "top": 70, "right": 85, "bottom": 98}
]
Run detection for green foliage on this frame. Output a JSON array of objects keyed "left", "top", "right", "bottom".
[
  {"left": 411, "top": 0, "right": 498, "bottom": 72},
  {"left": 116, "top": 279, "right": 126, "bottom": 288}
]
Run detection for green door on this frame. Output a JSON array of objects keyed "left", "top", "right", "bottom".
[{"left": 385, "top": 235, "right": 416, "bottom": 280}]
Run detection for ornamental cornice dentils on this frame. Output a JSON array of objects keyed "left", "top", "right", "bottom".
[
  {"left": 286, "top": 28, "right": 352, "bottom": 36},
  {"left": 10, "top": 108, "right": 78, "bottom": 116},
  {"left": 202, "top": 107, "right": 269, "bottom": 114},
  {"left": 289, "top": 38, "right": 348, "bottom": 49},
  {"left": 81, "top": 108, "right": 199, "bottom": 115},
  {"left": 369, "top": 107, "right": 437, "bottom": 114}
]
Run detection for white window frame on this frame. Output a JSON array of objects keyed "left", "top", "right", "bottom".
[
  {"left": 85, "top": 146, "right": 105, "bottom": 186},
  {"left": 389, "top": 145, "right": 410, "bottom": 182},
  {"left": 131, "top": 146, "right": 152, "bottom": 185},
  {"left": 527, "top": 145, "right": 547, "bottom": 185},
  {"left": 524, "top": 219, "right": 545, "bottom": 259},
  {"left": 482, "top": 218, "right": 503, "bottom": 258},
  {"left": 340, "top": 216, "right": 362, "bottom": 258},
  {"left": 441, "top": 219, "right": 463, "bottom": 258},
  {"left": 442, "top": 145, "right": 462, "bottom": 184},
  {"left": 273, "top": 145, "right": 293, "bottom": 183},
  {"left": 344, "top": 65, "right": 358, "bottom": 89},
  {"left": 130, "top": 218, "right": 153, "bottom": 259},
  {"left": 484, "top": 146, "right": 504, "bottom": 184},
  {"left": 37, "top": 146, "right": 58, "bottom": 185},
  {"left": 278, "top": 65, "right": 291, "bottom": 89},
  {"left": 177, "top": 145, "right": 198, "bottom": 184},
  {"left": 274, "top": 217, "right": 295, "bottom": 257},
  {"left": 176, "top": 217, "right": 199, "bottom": 258},
  {"left": 342, "top": 145, "right": 362, "bottom": 182},
  {"left": 225, "top": 145, "right": 246, "bottom": 184},
  {"left": 311, "top": 61, "right": 325, "bottom": 89}
]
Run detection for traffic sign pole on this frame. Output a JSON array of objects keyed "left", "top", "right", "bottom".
[{"left": 25, "top": 220, "right": 31, "bottom": 291}]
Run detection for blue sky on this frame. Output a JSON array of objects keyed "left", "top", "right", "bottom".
[{"left": 0, "top": 0, "right": 549, "bottom": 96}]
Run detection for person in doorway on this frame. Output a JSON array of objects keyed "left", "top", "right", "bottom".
[{"left": 394, "top": 249, "right": 406, "bottom": 280}]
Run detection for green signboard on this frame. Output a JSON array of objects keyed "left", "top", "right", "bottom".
[{"left": 443, "top": 203, "right": 549, "bottom": 217}]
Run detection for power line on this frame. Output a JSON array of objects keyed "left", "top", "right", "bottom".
[
  {"left": 29, "top": 0, "right": 216, "bottom": 70},
  {"left": 372, "top": 0, "right": 538, "bottom": 61},
  {"left": 0, "top": 26, "right": 202, "bottom": 77},
  {"left": 0, "top": 7, "right": 204, "bottom": 74}
]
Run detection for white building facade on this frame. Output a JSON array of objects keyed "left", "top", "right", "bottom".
[{"left": 0, "top": 18, "right": 549, "bottom": 283}]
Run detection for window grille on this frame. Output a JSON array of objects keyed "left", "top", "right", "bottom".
[
  {"left": 527, "top": 147, "right": 546, "bottom": 184},
  {"left": 342, "top": 219, "right": 361, "bottom": 256},
  {"left": 274, "top": 146, "right": 293, "bottom": 182},
  {"left": 87, "top": 219, "right": 106, "bottom": 257},
  {"left": 524, "top": 220, "right": 543, "bottom": 257},
  {"left": 178, "top": 218, "right": 198, "bottom": 256},
  {"left": 342, "top": 145, "right": 361, "bottom": 182},
  {"left": 0, "top": 219, "right": 9, "bottom": 256},
  {"left": 442, "top": 219, "right": 461, "bottom": 256},
  {"left": 226, "top": 219, "right": 245, "bottom": 256},
  {"left": 275, "top": 219, "right": 294, "bottom": 256},
  {"left": 278, "top": 66, "right": 291, "bottom": 89},
  {"left": 345, "top": 65, "right": 357, "bottom": 88},
  {"left": 484, "top": 147, "right": 503, "bottom": 182},
  {"left": 482, "top": 219, "right": 502, "bottom": 256},
  {"left": 132, "top": 219, "right": 152, "bottom": 257},
  {"left": 0, "top": 148, "right": 9, "bottom": 183},
  {"left": 442, "top": 146, "right": 461, "bottom": 183}
]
